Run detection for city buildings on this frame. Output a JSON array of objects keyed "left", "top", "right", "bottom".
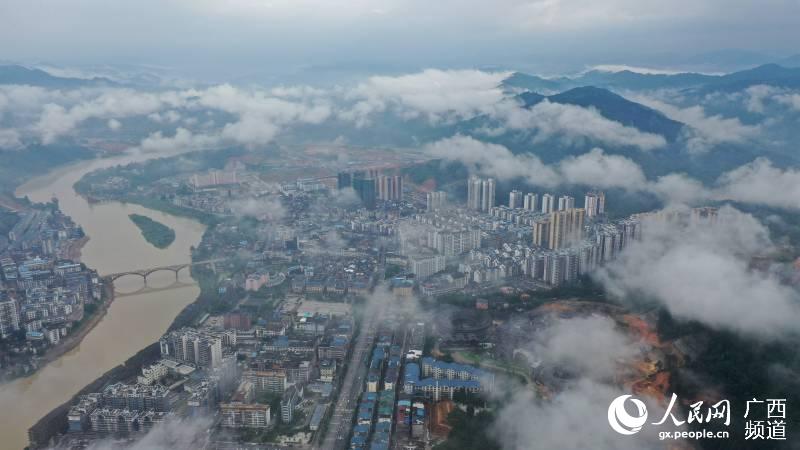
[
  {"left": 548, "top": 208, "right": 585, "bottom": 250},
  {"left": 0, "top": 297, "right": 19, "bottom": 338},
  {"left": 337, "top": 172, "right": 352, "bottom": 190},
  {"left": 467, "top": 176, "right": 495, "bottom": 212},
  {"left": 403, "top": 357, "right": 493, "bottom": 400},
  {"left": 353, "top": 176, "right": 377, "bottom": 209},
  {"left": 584, "top": 191, "right": 606, "bottom": 218},
  {"left": 523, "top": 193, "right": 538, "bottom": 211},
  {"left": 191, "top": 170, "right": 238, "bottom": 189},
  {"left": 376, "top": 175, "right": 403, "bottom": 201},
  {"left": 541, "top": 193, "right": 555, "bottom": 214},
  {"left": 159, "top": 328, "right": 224, "bottom": 369},
  {"left": 426, "top": 191, "right": 447, "bottom": 211},
  {"left": 409, "top": 255, "right": 446, "bottom": 279},
  {"left": 220, "top": 403, "right": 272, "bottom": 428},
  {"left": 508, "top": 190, "right": 523, "bottom": 209},
  {"left": 557, "top": 195, "right": 575, "bottom": 211}
]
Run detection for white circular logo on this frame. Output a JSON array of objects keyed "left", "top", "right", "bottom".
[{"left": 608, "top": 395, "right": 649, "bottom": 435}]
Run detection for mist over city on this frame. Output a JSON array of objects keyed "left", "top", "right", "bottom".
[{"left": 0, "top": 1, "right": 798, "bottom": 450}]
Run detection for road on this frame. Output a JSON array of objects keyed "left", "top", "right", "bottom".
[{"left": 318, "top": 309, "right": 381, "bottom": 450}]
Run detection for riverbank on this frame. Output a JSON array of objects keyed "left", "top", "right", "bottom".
[
  {"left": 27, "top": 262, "right": 221, "bottom": 448},
  {"left": 63, "top": 235, "right": 89, "bottom": 261},
  {"left": 32, "top": 284, "right": 115, "bottom": 372},
  {"left": 4, "top": 153, "right": 207, "bottom": 450}
]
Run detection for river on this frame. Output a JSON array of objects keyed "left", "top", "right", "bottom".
[{"left": 0, "top": 153, "right": 206, "bottom": 450}]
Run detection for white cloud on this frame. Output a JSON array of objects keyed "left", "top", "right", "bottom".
[
  {"left": 35, "top": 89, "right": 189, "bottom": 144},
  {"left": 425, "top": 134, "right": 560, "bottom": 186},
  {"left": 589, "top": 65, "right": 689, "bottom": 75},
  {"left": 493, "top": 379, "right": 662, "bottom": 450},
  {"left": 426, "top": 135, "right": 800, "bottom": 211},
  {"left": 632, "top": 95, "right": 761, "bottom": 153},
  {"left": 596, "top": 206, "right": 800, "bottom": 338},
  {"left": 230, "top": 196, "right": 286, "bottom": 221},
  {"left": 501, "top": 100, "right": 667, "bottom": 151},
  {"left": 0, "top": 129, "right": 22, "bottom": 149},
  {"left": 557, "top": 148, "right": 648, "bottom": 189},
  {"left": 528, "top": 316, "right": 639, "bottom": 381},
  {"left": 715, "top": 158, "right": 800, "bottom": 209},
  {"left": 426, "top": 136, "right": 671, "bottom": 198},
  {"left": 136, "top": 128, "right": 221, "bottom": 154},
  {"left": 491, "top": 315, "right": 663, "bottom": 450},
  {"left": 745, "top": 84, "right": 800, "bottom": 113},
  {"left": 344, "top": 71, "right": 667, "bottom": 151},
  {"left": 342, "top": 69, "right": 510, "bottom": 125},
  {"left": 107, "top": 118, "right": 121, "bottom": 130},
  {"left": 86, "top": 416, "right": 212, "bottom": 450}
]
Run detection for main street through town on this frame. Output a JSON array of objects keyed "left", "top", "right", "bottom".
[{"left": 319, "top": 307, "right": 382, "bottom": 450}]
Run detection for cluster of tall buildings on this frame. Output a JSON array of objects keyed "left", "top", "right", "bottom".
[
  {"left": 338, "top": 170, "right": 404, "bottom": 209},
  {"left": 191, "top": 170, "right": 239, "bottom": 189},
  {"left": 0, "top": 256, "right": 100, "bottom": 344},
  {"left": 532, "top": 208, "right": 586, "bottom": 250},
  {"left": 425, "top": 191, "right": 447, "bottom": 211},
  {"left": 507, "top": 190, "right": 579, "bottom": 216},
  {"left": 467, "top": 176, "right": 495, "bottom": 212},
  {"left": 159, "top": 328, "right": 229, "bottom": 369},
  {"left": 584, "top": 191, "right": 606, "bottom": 217}
]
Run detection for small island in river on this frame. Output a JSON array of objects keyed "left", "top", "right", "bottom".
[{"left": 128, "top": 213, "right": 176, "bottom": 249}]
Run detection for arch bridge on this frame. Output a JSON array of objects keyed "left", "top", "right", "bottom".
[{"left": 103, "top": 258, "right": 226, "bottom": 285}]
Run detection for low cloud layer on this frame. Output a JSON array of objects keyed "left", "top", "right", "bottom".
[
  {"left": 0, "top": 69, "right": 671, "bottom": 153},
  {"left": 632, "top": 94, "right": 761, "bottom": 153},
  {"left": 426, "top": 134, "right": 800, "bottom": 210},
  {"left": 501, "top": 100, "right": 667, "bottom": 151},
  {"left": 491, "top": 316, "right": 662, "bottom": 450},
  {"left": 341, "top": 69, "right": 510, "bottom": 125},
  {"left": 597, "top": 206, "right": 800, "bottom": 338},
  {"left": 528, "top": 316, "right": 639, "bottom": 381}
]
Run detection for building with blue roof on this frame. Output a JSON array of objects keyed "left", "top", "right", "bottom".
[{"left": 404, "top": 358, "right": 492, "bottom": 400}]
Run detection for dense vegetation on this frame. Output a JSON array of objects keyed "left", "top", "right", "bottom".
[
  {"left": 434, "top": 409, "right": 501, "bottom": 450},
  {"left": 0, "top": 144, "right": 94, "bottom": 196},
  {"left": 0, "top": 209, "right": 19, "bottom": 236},
  {"left": 128, "top": 213, "right": 176, "bottom": 249}
]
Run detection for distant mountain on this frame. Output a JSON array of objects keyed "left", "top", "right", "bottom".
[
  {"left": 573, "top": 70, "right": 716, "bottom": 90},
  {"left": 506, "top": 63, "right": 800, "bottom": 93},
  {"left": 502, "top": 72, "right": 565, "bottom": 93},
  {"left": 675, "top": 49, "right": 776, "bottom": 72},
  {"left": 0, "top": 65, "right": 117, "bottom": 87},
  {"left": 777, "top": 54, "right": 800, "bottom": 68},
  {"left": 706, "top": 63, "right": 800, "bottom": 91},
  {"left": 520, "top": 86, "right": 685, "bottom": 141}
]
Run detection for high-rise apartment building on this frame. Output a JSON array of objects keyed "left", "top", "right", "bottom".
[
  {"left": 584, "top": 191, "right": 606, "bottom": 218},
  {"left": 376, "top": 175, "right": 403, "bottom": 201},
  {"left": 523, "top": 193, "right": 538, "bottom": 211},
  {"left": 557, "top": 195, "right": 575, "bottom": 211},
  {"left": 508, "top": 190, "right": 523, "bottom": 209},
  {"left": 409, "top": 255, "right": 446, "bottom": 279},
  {"left": 541, "top": 194, "right": 555, "bottom": 214},
  {"left": 481, "top": 178, "right": 495, "bottom": 211},
  {"left": 0, "top": 298, "right": 19, "bottom": 338},
  {"left": 532, "top": 219, "right": 550, "bottom": 248},
  {"left": 548, "top": 208, "right": 585, "bottom": 250},
  {"left": 352, "top": 177, "right": 376, "bottom": 209},
  {"left": 426, "top": 191, "right": 447, "bottom": 211},
  {"left": 159, "top": 328, "right": 223, "bottom": 369},
  {"left": 337, "top": 172, "right": 352, "bottom": 190},
  {"left": 467, "top": 176, "right": 495, "bottom": 211}
]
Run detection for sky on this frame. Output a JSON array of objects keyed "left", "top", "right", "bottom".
[{"left": 1, "top": 0, "right": 799, "bottom": 81}]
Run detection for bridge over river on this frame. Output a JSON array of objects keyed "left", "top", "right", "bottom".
[{"left": 103, "top": 258, "right": 227, "bottom": 284}]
